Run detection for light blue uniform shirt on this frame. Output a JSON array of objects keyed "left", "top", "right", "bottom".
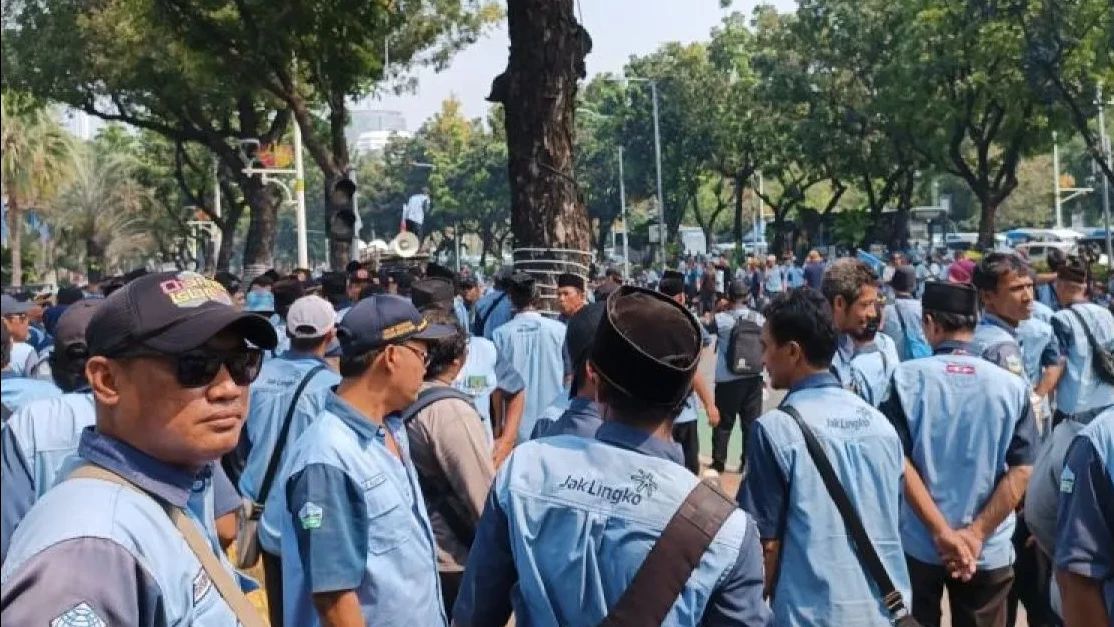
[
  {"left": 881, "top": 341, "right": 1036, "bottom": 570},
  {"left": 0, "top": 392, "right": 95, "bottom": 561},
  {"left": 739, "top": 373, "right": 910, "bottom": 625},
  {"left": 492, "top": 311, "right": 567, "bottom": 442},
  {"left": 713, "top": 306, "right": 766, "bottom": 383},
  {"left": 452, "top": 335, "right": 524, "bottom": 446},
  {"left": 880, "top": 297, "right": 926, "bottom": 363},
  {"left": 1051, "top": 303, "right": 1114, "bottom": 417},
  {"left": 270, "top": 391, "right": 446, "bottom": 627},
  {"left": 474, "top": 288, "right": 514, "bottom": 340},
  {"left": 454, "top": 296, "right": 471, "bottom": 335},
  {"left": 786, "top": 265, "right": 806, "bottom": 288},
  {"left": 7, "top": 342, "right": 38, "bottom": 376},
  {"left": 1054, "top": 410, "right": 1114, "bottom": 618},
  {"left": 830, "top": 333, "right": 899, "bottom": 407},
  {"left": 676, "top": 313, "right": 715, "bottom": 424},
  {"left": 0, "top": 430, "right": 245, "bottom": 626},
  {"left": 0, "top": 370, "right": 62, "bottom": 412},
  {"left": 455, "top": 421, "right": 769, "bottom": 627},
  {"left": 239, "top": 352, "right": 340, "bottom": 554},
  {"left": 972, "top": 312, "right": 1028, "bottom": 379},
  {"left": 764, "top": 266, "right": 785, "bottom": 294},
  {"left": 1031, "top": 300, "right": 1055, "bottom": 324}
]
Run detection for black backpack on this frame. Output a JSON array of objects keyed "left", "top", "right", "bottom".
[{"left": 726, "top": 311, "right": 764, "bottom": 376}]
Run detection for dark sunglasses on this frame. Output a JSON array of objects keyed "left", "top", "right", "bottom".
[{"left": 116, "top": 347, "right": 264, "bottom": 388}]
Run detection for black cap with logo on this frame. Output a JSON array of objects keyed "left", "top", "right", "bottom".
[
  {"left": 337, "top": 294, "right": 455, "bottom": 357},
  {"left": 86, "top": 271, "right": 278, "bottom": 357}
]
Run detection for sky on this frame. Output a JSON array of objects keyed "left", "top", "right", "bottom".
[{"left": 369, "top": 0, "right": 797, "bottom": 129}]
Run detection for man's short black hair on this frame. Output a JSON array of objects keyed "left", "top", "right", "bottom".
[
  {"left": 291, "top": 335, "right": 331, "bottom": 353},
  {"left": 972, "top": 252, "right": 1029, "bottom": 293},
  {"left": 763, "top": 288, "right": 838, "bottom": 369},
  {"left": 1046, "top": 247, "right": 1067, "bottom": 271},
  {"left": 423, "top": 309, "right": 466, "bottom": 381},
  {"left": 339, "top": 348, "right": 381, "bottom": 378},
  {"left": 249, "top": 274, "right": 274, "bottom": 290},
  {"left": 923, "top": 310, "right": 978, "bottom": 333},
  {"left": 272, "top": 278, "right": 305, "bottom": 319}
]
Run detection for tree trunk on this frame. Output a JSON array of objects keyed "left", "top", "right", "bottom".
[
  {"left": 490, "top": 0, "right": 592, "bottom": 254},
  {"left": 242, "top": 177, "right": 280, "bottom": 276},
  {"left": 7, "top": 198, "right": 23, "bottom": 287},
  {"left": 890, "top": 171, "right": 916, "bottom": 252},
  {"left": 733, "top": 171, "right": 746, "bottom": 250},
  {"left": 86, "top": 236, "right": 106, "bottom": 278},
  {"left": 977, "top": 195, "right": 999, "bottom": 251}
]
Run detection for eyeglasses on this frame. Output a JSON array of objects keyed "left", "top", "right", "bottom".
[
  {"left": 393, "top": 343, "right": 430, "bottom": 367},
  {"left": 115, "top": 347, "right": 264, "bottom": 388}
]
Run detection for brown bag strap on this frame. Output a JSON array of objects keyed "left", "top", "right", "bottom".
[
  {"left": 599, "top": 479, "right": 738, "bottom": 627},
  {"left": 69, "top": 464, "right": 266, "bottom": 627}
]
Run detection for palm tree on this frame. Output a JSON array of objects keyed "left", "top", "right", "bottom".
[
  {"left": 1, "top": 91, "right": 73, "bottom": 286},
  {"left": 49, "top": 146, "right": 156, "bottom": 275}
]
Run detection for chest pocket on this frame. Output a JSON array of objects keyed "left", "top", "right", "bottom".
[{"left": 363, "top": 472, "right": 411, "bottom": 555}]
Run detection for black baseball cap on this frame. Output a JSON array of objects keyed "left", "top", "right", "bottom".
[
  {"left": 86, "top": 271, "right": 278, "bottom": 357},
  {"left": 337, "top": 294, "right": 455, "bottom": 357}
]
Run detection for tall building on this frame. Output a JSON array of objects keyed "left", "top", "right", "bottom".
[{"left": 347, "top": 108, "right": 410, "bottom": 155}]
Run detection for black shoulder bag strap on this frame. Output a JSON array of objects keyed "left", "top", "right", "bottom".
[
  {"left": 400, "top": 386, "right": 475, "bottom": 423},
  {"left": 473, "top": 292, "right": 508, "bottom": 336},
  {"left": 1066, "top": 305, "right": 1114, "bottom": 384},
  {"left": 780, "top": 404, "right": 919, "bottom": 626},
  {"left": 252, "top": 364, "right": 328, "bottom": 519},
  {"left": 599, "top": 479, "right": 737, "bottom": 627}
]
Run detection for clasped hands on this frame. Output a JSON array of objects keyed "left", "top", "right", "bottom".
[{"left": 932, "top": 525, "right": 985, "bottom": 582}]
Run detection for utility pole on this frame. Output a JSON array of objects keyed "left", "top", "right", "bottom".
[
  {"left": 1099, "top": 85, "right": 1112, "bottom": 268},
  {"left": 650, "top": 80, "right": 664, "bottom": 265},
  {"left": 618, "top": 146, "right": 630, "bottom": 279},
  {"left": 1054, "top": 133, "right": 1063, "bottom": 228},
  {"left": 292, "top": 81, "right": 308, "bottom": 269}
]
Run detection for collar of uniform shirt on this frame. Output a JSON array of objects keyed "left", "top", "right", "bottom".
[
  {"left": 837, "top": 333, "right": 882, "bottom": 361},
  {"left": 595, "top": 421, "right": 684, "bottom": 464},
  {"left": 0, "top": 370, "right": 20, "bottom": 379},
  {"left": 932, "top": 339, "right": 975, "bottom": 356},
  {"left": 324, "top": 388, "right": 394, "bottom": 442},
  {"left": 77, "top": 427, "right": 207, "bottom": 508},
  {"left": 279, "top": 350, "right": 329, "bottom": 364},
  {"left": 786, "top": 371, "right": 841, "bottom": 395},
  {"left": 980, "top": 311, "right": 1019, "bottom": 336}
]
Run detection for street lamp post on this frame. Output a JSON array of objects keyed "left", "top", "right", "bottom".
[
  {"left": 618, "top": 146, "right": 630, "bottom": 279},
  {"left": 1053, "top": 130, "right": 1094, "bottom": 229}
]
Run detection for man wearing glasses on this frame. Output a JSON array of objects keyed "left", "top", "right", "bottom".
[
  {"left": 268, "top": 294, "right": 455, "bottom": 627},
  {"left": 1, "top": 271, "right": 276, "bottom": 625}
]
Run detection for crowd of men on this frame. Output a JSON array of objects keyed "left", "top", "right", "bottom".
[{"left": 0, "top": 247, "right": 1110, "bottom": 627}]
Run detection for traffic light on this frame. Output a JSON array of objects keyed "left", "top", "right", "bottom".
[{"left": 328, "top": 177, "right": 357, "bottom": 242}]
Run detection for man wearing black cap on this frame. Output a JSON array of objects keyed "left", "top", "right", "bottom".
[
  {"left": 267, "top": 294, "right": 454, "bottom": 627},
  {"left": 708, "top": 279, "right": 765, "bottom": 476},
  {"left": 531, "top": 301, "right": 606, "bottom": 439},
  {"left": 555, "top": 272, "right": 587, "bottom": 322},
  {"left": 880, "top": 265, "right": 931, "bottom": 362},
  {"left": 1050, "top": 257, "right": 1114, "bottom": 426},
  {"left": 491, "top": 272, "right": 567, "bottom": 454},
  {"left": 456, "top": 286, "right": 770, "bottom": 626},
  {"left": 880, "top": 281, "right": 1036, "bottom": 627},
  {"left": 1, "top": 271, "right": 276, "bottom": 626}
]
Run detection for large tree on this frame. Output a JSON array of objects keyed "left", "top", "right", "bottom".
[
  {"left": 488, "top": 0, "right": 592, "bottom": 255},
  {"left": 155, "top": 0, "right": 500, "bottom": 268},
  {"left": 3, "top": 0, "right": 289, "bottom": 272}
]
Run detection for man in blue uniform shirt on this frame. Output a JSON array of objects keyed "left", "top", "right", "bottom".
[
  {"left": 1049, "top": 258, "right": 1114, "bottom": 426},
  {"left": 738, "top": 288, "right": 910, "bottom": 625},
  {"left": 0, "top": 323, "right": 61, "bottom": 414},
  {"left": 0, "top": 270, "right": 276, "bottom": 625},
  {"left": 822, "top": 258, "right": 898, "bottom": 406},
  {"left": 710, "top": 279, "right": 765, "bottom": 475},
  {"left": 269, "top": 295, "right": 454, "bottom": 627},
  {"left": 880, "top": 266, "right": 929, "bottom": 362},
  {"left": 970, "top": 253, "right": 1035, "bottom": 379},
  {"left": 880, "top": 281, "right": 1036, "bottom": 627},
  {"left": 473, "top": 268, "right": 515, "bottom": 339},
  {"left": 491, "top": 272, "right": 567, "bottom": 448},
  {"left": 238, "top": 295, "right": 341, "bottom": 625},
  {"left": 1054, "top": 409, "right": 1113, "bottom": 627},
  {"left": 531, "top": 301, "right": 605, "bottom": 439},
  {"left": 456, "top": 286, "right": 770, "bottom": 627}
]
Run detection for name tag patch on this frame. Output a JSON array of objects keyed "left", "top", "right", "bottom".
[
  {"left": 1060, "top": 467, "right": 1076, "bottom": 494},
  {"left": 51, "top": 601, "right": 107, "bottom": 627},
  {"left": 193, "top": 569, "right": 213, "bottom": 603},
  {"left": 945, "top": 363, "right": 976, "bottom": 375},
  {"left": 299, "top": 501, "right": 324, "bottom": 530}
]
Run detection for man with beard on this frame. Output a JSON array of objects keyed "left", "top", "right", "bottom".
[{"left": 821, "top": 258, "right": 899, "bottom": 407}]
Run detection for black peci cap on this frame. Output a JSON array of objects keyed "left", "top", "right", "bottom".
[
  {"left": 557, "top": 273, "right": 585, "bottom": 291},
  {"left": 921, "top": 281, "right": 978, "bottom": 316},
  {"left": 590, "top": 286, "right": 701, "bottom": 408},
  {"left": 337, "top": 294, "right": 455, "bottom": 357},
  {"left": 86, "top": 271, "right": 278, "bottom": 357},
  {"left": 54, "top": 300, "right": 102, "bottom": 351},
  {"left": 411, "top": 277, "right": 456, "bottom": 311}
]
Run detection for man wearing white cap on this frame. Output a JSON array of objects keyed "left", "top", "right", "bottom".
[{"left": 238, "top": 295, "right": 342, "bottom": 626}]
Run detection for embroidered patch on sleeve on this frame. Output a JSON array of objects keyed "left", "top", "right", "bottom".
[
  {"left": 299, "top": 501, "right": 324, "bottom": 530},
  {"left": 51, "top": 601, "right": 107, "bottom": 627}
]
